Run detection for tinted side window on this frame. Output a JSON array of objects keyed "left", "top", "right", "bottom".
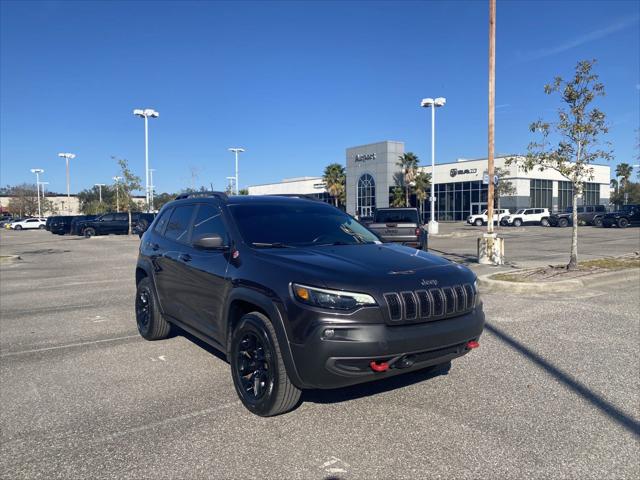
[
  {"left": 595, "top": 205, "right": 605, "bottom": 212},
  {"left": 114, "top": 213, "right": 128, "bottom": 221},
  {"left": 191, "top": 204, "right": 227, "bottom": 242},
  {"left": 153, "top": 208, "right": 172, "bottom": 233},
  {"left": 101, "top": 214, "right": 114, "bottom": 222},
  {"left": 577, "top": 207, "right": 585, "bottom": 213},
  {"left": 164, "top": 205, "right": 195, "bottom": 243},
  {"left": 585, "top": 206, "right": 594, "bottom": 213}
]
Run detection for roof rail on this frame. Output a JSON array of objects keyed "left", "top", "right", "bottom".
[
  {"left": 265, "top": 194, "right": 322, "bottom": 202},
  {"left": 174, "top": 191, "right": 229, "bottom": 201}
]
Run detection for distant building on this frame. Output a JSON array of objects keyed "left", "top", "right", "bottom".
[
  {"left": 0, "top": 194, "right": 146, "bottom": 216},
  {"left": 248, "top": 140, "right": 611, "bottom": 221}
]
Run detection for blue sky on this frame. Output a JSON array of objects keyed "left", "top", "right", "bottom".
[{"left": 1, "top": 0, "right": 638, "bottom": 195}]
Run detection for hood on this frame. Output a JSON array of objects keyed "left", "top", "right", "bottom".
[{"left": 251, "top": 243, "right": 475, "bottom": 294}]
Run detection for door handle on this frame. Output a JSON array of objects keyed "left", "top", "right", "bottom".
[{"left": 178, "top": 253, "right": 192, "bottom": 262}]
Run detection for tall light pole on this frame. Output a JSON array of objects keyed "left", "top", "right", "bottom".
[
  {"left": 30, "top": 168, "right": 44, "bottom": 217},
  {"left": 420, "top": 97, "right": 446, "bottom": 235},
  {"left": 58, "top": 153, "right": 76, "bottom": 213},
  {"left": 133, "top": 108, "right": 159, "bottom": 211},
  {"left": 95, "top": 183, "right": 106, "bottom": 203},
  {"left": 228, "top": 148, "right": 245, "bottom": 195},
  {"left": 113, "top": 176, "right": 122, "bottom": 213},
  {"left": 149, "top": 169, "right": 156, "bottom": 211}
]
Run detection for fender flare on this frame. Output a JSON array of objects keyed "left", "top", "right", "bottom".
[{"left": 223, "top": 287, "right": 305, "bottom": 389}]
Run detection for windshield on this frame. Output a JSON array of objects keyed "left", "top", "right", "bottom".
[
  {"left": 374, "top": 209, "right": 419, "bottom": 224},
  {"left": 229, "top": 203, "right": 380, "bottom": 247}
]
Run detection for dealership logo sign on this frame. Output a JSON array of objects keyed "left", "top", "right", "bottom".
[
  {"left": 355, "top": 153, "right": 376, "bottom": 162},
  {"left": 450, "top": 168, "right": 478, "bottom": 178}
]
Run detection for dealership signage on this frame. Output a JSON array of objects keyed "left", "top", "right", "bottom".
[
  {"left": 449, "top": 168, "right": 478, "bottom": 178},
  {"left": 355, "top": 153, "right": 376, "bottom": 162}
]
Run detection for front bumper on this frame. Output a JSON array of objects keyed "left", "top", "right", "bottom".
[{"left": 289, "top": 308, "right": 485, "bottom": 389}]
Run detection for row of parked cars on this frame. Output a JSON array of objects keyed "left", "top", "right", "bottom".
[
  {"left": 44, "top": 212, "right": 156, "bottom": 237},
  {"left": 1, "top": 216, "right": 47, "bottom": 230},
  {"left": 466, "top": 204, "right": 640, "bottom": 228}
]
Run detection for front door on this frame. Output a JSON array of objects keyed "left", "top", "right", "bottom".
[{"left": 471, "top": 202, "right": 487, "bottom": 216}]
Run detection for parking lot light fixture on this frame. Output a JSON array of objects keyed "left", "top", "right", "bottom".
[
  {"left": 94, "top": 183, "right": 106, "bottom": 203},
  {"left": 30, "top": 168, "right": 44, "bottom": 217},
  {"left": 113, "top": 176, "right": 123, "bottom": 213},
  {"left": 58, "top": 153, "right": 76, "bottom": 213},
  {"left": 228, "top": 148, "right": 245, "bottom": 195},
  {"left": 421, "top": 97, "right": 446, "bottom": 235},
  {"left": 133, "top": 108, "right": 159, "bottom": 211}
]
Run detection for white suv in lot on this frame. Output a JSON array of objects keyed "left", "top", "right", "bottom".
[
  {"left": 9, "top": 218, "right": 47, "bottom": 230},
  {"left": 467, "top": 209, "right": 510, "bottom": 226},
  {"left": 501, "top": 208, "right": 550, "bottom": 227}
]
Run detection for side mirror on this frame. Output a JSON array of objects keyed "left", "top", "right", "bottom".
[{"left": 193, "top": 233, "right": 228, "bottom": 250}]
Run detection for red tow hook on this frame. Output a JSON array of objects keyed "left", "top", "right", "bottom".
[
  {"left": 369, "top": 360, "right": 390, "bottom": 372},
  {"left": 466, "top": 340, "right": 480, "bottom": 350}
]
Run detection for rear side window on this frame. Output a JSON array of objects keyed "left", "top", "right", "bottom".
[
  {"left": 577, "top": 207, "right": 585, "bottom": 213},
  {"left": 191, "top": 204, "right": 227, "bottom": 242},
  {"left": 595, "top": 205, "right": 605, "bottom": 212},
  {"left": 153, "top": 209, "right": 171, "bottom": 233},
  {"left": 101, "top": 214, "right": 114, "bottom": 222},
  {"left": 114, "top": 213, "right": 128, "bottom": 221},
  {"left": 164, "top": 205, "right": 196, "bottom": 243}
]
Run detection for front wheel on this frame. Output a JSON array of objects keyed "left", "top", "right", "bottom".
[
  {"left": 558, "top": 218, "right": 569, "bottom": 228},
  {"left": 14, "top": 225, "right": 22, "bottom": 230},
  {"left": 540, "top": 218, "right": 550, "bottom": 227},
  {"left": 513, "top": 218, "right": 523, "bottom": 227},
  {"left": 135, "top": 277, "right": 172, "bottom": 340},
  {"left": 83, "top": 227, "right": 96, "bottom": 238},
  {"left": 618, "top": 218, "right": 629, "bottom": 228},
  {"left": 593, "top": 217, "right": 603, "bottom": 228},
  {"left": 474, "top": 218, "right": 483, "bottom": 226},
  {"left": 230, "top": 312, "right": 301, "bottom": 416}
]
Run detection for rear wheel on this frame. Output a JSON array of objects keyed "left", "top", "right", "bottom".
[
  {"left": 618, "top": 218, "right": 629, "bottom": 228},
  {"left": 135, "top": 277, "right": 172, "bottom": 340},
  {"left": 593, "top": 217, "right": 603, "bottom": 228},
  {"left": 83, "top": 227, "right": 96, "bottom": 238},
  {"left": 474, "top": 218, "right": 483, "bottom": 226},
  {"left": 540, "top": 218, "right": 550, "bottom": 227},
  {"left": 230, "top": 312, "right": 301, "bottom": 416},
  {"left": 39, "top": 224, "right": 46, "bottom": 229}
]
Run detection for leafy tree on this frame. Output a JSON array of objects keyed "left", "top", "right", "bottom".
[
  {"left": 506, "top": 60, "right": 612, "bottom": 270},
  {"left": 152, "top": 192, "right": 176, "bottom": 210},
  {"left": 397, "top": 152, "right": 419, "bottom": 207},
  {"left": 413, "top": 171, "right": 431, "bottom": 218},
  {"left": 77, "top": 185, "right": 116, "bottom": 215},
  {"left": 494, "top": 166, "right": 517, "bottom": 216},
  {"left": 113, "top": 156, "right": 142, "bottom": 235},
  {"left": 615, "top": 162, "right": 633, "bottom": 189},
  {"left": 238, "top": 188, "right": 249, "bottom": 195},
  {"left": 5, "top": 184, "right": 57, "bottom": 217},
  {"left": 323, "top": 163, "right": 346, "bottom": 208},
  {"left": 390, "top": 186, "right": 405, "bottom": 207}
]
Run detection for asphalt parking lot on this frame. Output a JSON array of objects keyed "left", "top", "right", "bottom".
[{"left": 1, "top": 228, "right": 639, "bottom": 479}]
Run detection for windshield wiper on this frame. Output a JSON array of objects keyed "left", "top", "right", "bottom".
[{"left": 251, "top": 242, "right": 294, "bottom": 248}]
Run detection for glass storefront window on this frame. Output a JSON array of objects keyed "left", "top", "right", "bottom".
[{"left": 357, "top": 174, "right": 376, "bottom": 217}]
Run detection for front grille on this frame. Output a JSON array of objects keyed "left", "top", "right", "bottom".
[{"left": 384, "top": 283, "right": 476, "bottom": 323}]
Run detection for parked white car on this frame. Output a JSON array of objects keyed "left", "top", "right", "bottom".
[
  {"left": 467, "top": 209, "right": 510, "bottom": 226},
  {"left": 501, "top": 208, "right": 550, "bottom": 227},
  {"left": 9, "top": 218, "right": 47, "bottom": 230}
]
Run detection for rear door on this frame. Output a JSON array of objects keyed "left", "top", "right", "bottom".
[{"left": 111, "top": 213, "right": 129, "bottom": 234}]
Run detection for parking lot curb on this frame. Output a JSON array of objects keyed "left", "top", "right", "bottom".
[{"left": 478, "top": 267, "right": 640, "bottom": 293}]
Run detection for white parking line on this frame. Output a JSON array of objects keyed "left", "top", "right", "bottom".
[{"left": 0, "top": 335, "right": 141, "bottom": 357}]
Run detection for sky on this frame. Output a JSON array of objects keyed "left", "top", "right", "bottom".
[{"left": 1, "top": 0, "right": 639, "bottom": 195}]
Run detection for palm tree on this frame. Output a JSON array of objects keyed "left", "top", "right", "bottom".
[
  {"left": 610, "top": 178, "right": 618, "bottom": 193},
  {"left": 397, "top": 152, "right": 419, "bottom": 207},
  {"left": 323, "top": 163, "right": 346, "bottom": 208},
  {"left": 413, "top": 172, "right": 431, "bottom": 219},
  {"left": 616, "top": 163, "right": 633, "bottom": 188}
]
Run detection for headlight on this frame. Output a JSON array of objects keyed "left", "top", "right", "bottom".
[{"left": 292, "top": 283, "right": 377, "bottom": 310}]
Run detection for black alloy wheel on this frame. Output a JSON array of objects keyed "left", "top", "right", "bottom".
[
  {"left": 558, "top": 218, "right": 569, "bottom": 227},
  {"left": 618, "top": 218, "right": 629, "bottom": 228},
  {"left": 135, "top": 277, "right": 171, "bottom": 340},
  {"left": 230, "top": 313, "right": 301, "bottom": 416},
  {"left": 84, "top": 227, "right": 96, "bottom": 238},
  {"left": 593, "top": 217, "right": 603, "bottom": 228}
]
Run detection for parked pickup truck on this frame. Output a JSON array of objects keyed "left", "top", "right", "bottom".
[{"left": 367, "top": 208, "right": 427, "bottom": 250}]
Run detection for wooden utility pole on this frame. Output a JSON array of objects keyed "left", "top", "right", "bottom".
[{"left": 487, "top": 0, "right": 496, "bottom": 234}]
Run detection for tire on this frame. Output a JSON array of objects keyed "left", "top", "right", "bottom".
[
  {"left": 39, "top": 224, "right": 46, "bottom": 229},
  {"left": 14, "top": 225, "right": 22, "bottom": 230},
  {"left": 513, "top": 218, "right": 523, "bottom": 227},
  {"left": 135, "top": 277, "right": 172, "bottom": 340},
  {"left": 540, "top": 218, "right": 550, "bottom": 227},
  {"left": 83, "top": 227, "right": 96, "bottom": 238},
  {"left": 593, "top": 217, "right": 603, "bottom": 228},
  {"left": 558, "top": 218, "right": 569, "bottom": 228},
  {"left": 230, "top": 312, "right": 301, "bottom": 416},
  {"left": 617, "top": 218, "right": 629, "bottom": 228},
  {"left": 474, "top": 218, "right": 483, "bottom": 226}
]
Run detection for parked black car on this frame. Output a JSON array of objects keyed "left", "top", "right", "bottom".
[
  {"left": 76, "top": 212, "right": 155, "bottom": 237},
  {"left": 48, "top": 215, "right": 76, "bottom": 235},
  {"left": 135, "top": 193, "right": 484, "bottom": 416},
  {"left": 69, "top": 215, "right": 98, "bottom": 235},
  {"left": 602, "top": 204, "right": 640, "bottom": 228},
  {"left": 549, "top": 205, "right": 607, "bottom": 227}
]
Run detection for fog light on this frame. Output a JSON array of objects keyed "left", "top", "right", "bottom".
[{"left": 323, "top": 329, "right": 335, "bottom": 339}]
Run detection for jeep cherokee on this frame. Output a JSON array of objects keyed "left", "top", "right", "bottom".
[{"left": 135, "top": 193, "right": 485, "bottom": 416}]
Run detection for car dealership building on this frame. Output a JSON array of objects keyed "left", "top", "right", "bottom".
[{"left": 248, "top": 140, "right": 611, "bottom": 221}]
